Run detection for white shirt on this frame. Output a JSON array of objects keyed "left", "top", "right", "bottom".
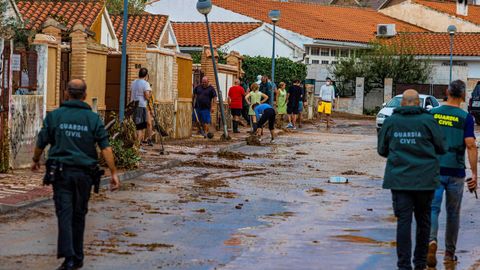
[
  {"left": 320, "top": 84, "right": 335, "bottom": 102},
  {"left": 130, "top": 79, "right": 152, "bottom": 108}
]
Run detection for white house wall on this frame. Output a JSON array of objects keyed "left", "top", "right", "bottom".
[
  {"left": 223, "top": 29, "right": 302, "bottom": 61},
  {"left": 101, "top": 13, "right": 119, "bottom": 50},
  {"left": 146, "top": 0, "right": 257, "bottom": 22},
  {"left": 307, "top": 64, "right": 334, "bottom": 82},
  {"left": 380, "top": 2, "right": 480, "bottom": 32}
]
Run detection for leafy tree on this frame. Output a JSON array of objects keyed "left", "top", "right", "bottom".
[
  {"left": 106, "top": 0, "right": 147, "bottom": 15},
  {"left": 242, "top": 56, "right": 307, "bottom": 86},
  {"left": 331, "top": 39, "right": 432, "bottom": 95}
]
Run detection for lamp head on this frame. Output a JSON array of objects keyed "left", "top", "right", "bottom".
[
  {"left": 268, "top": 10, "right": 281, "bottom": 23},
  {"left": 197, "top": 0, "right": 212, "bottom": 15},
  {"left": 447, "top": 25, "right": 457, "bottom": 35}
]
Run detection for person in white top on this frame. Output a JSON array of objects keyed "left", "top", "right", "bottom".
[
  {"left": 317, "top": 77, "right": 336, "bottom": 128},
  {"left": 130, "top": 68, "right": 152, "bottom": 144}
]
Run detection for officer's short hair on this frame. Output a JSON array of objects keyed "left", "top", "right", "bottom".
[
  {"left": 139, "top": 68, "right": 148, "bottom": 78},
  {"left": 448, "top": 80, "right": 466, "bottom": 98},
  {"left": 67, "top": 80, "right": 87, "bottom": 100}
]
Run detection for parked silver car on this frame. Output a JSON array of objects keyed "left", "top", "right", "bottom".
[{"left": 376, "top": 94, "right": 440, "bottom": 132}]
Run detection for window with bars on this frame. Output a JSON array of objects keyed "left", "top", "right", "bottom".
[
  {"left": 321, "top": 60, "right": 329, "bottom": 64},
  {"left": 312, "top": 60, "right": 320, "bottom": 64},
  {"left": 310, "top": 48, "right": 320, "bottom": 56},
  {"left": 321, "top": 48, "right": 330, "bottom": 56},
  {"left": 330, "top": 49, "right": 338, "bottom": 57}
]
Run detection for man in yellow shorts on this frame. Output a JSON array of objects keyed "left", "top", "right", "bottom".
[{"left": 317, "top": 77, "right": 336, "bottom": 128}]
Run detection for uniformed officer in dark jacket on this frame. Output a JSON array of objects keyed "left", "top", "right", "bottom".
[
  {"left": 378, "top": 89, "right": 446, "bottom": 270},
  {"left": 31, "top": 79, "right": 120, "bottom": 270}
]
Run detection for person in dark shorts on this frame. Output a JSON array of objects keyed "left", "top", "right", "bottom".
[
  {"left": 228, "top": 78, "right": 246, "bottom": 133},
  {"left": 286, "top": 80, "right": 303, "bottom": 129},
  {"left": 252, "top": 103, "right": 276, "bottom": 143},
  {"left": 193, "top": 76, "right": 217, "bottom": 133},
  {"left": 130, "top": 68, "right": 152, "bottom": 144}
]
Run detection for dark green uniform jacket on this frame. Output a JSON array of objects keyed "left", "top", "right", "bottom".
[
  {"left": 378, "top": 106, "right": 446, "bottom": 190},
  {"left": 431, "top": 105, "right": 468, "bottom": 169},
  {"left": 36, "top": 100, "right": 110, "bottom": 167}
]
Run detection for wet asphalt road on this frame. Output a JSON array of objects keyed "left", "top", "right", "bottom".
[{"left": 0, "top": 118, "right": 479, "bottom": 270}]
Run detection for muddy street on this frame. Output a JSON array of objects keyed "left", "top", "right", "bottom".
[{"left": 1, "top": 118, "right": 479, "bottom": 270}]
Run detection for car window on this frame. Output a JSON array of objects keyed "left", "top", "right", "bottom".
[
  {"left": 387, "top": 97, "right": 425, "bottom": 108},
  {"left": 425, "top": 98, "right": 433, "bottom": 107},
  {"left": 431, "top": 97, "right": 440, "bottom": 107},
  {"left": 386, "top": 97, "right": 402, "bottom": 107}
]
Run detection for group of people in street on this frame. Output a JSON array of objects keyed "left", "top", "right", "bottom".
[
  {"left": 378, "top": 80, "right": 478, "bottom": 270},
  {"left": 191, "top": 74, "right": 339, "bottom": 142}
]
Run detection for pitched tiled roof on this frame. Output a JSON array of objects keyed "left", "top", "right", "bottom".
[
  {"left": 414, "top": 0, "right": 480, "bottom": 25},
  {"left": 16, "top": 0, "right": 104, "bottom": 30},
  {"left": 111, "top": 14, "right": 168, "bottom": 44},
  {"left": 172, "top": 22, "right": 262, "bottom": 47},
  {"left": 212, "top": 0, "right": 427, "bottom": 43},
  {"left": 385, "top": 32, "right": 480, "bottom": 56}
]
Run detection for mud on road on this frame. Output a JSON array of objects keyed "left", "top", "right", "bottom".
[{"left": 1, "top": 118, "right": 479, "bottom": 270}]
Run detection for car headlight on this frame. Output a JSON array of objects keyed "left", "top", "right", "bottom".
[{"left": 377, "top": 113, "right": 386, "bottom": 119}]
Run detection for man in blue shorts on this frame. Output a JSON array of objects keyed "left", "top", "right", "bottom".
[{"left": 193, "top": 76, "right": 217, "bottom": 134}]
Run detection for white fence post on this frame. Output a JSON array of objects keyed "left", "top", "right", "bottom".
[{"left": 353, "top": 77, "right": 365, "bottom": 115}]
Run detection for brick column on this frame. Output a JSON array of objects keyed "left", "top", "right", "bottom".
[
  {"left": 225, "top": 51, "right": 244, "bottom": 79},
  {"left": 70, "top": 23, "right": 88, "bottom": 81},
  {"left": 40, "top": 19, "right": 63, "bottom": 109},
  {"left": 200, "top": 46, "right": 219, "bottom": 90},
  {"left": 201, "top": 46, "right": 220, "bottom": 126},
  {"left": 126, "top": 42, "right": 147, "bottom": 101}
]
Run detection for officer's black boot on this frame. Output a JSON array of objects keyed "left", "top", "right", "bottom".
[{"left": 57, "top": 257, "right": 76, "bottom": 270}]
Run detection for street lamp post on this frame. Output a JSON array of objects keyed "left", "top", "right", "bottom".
[
  {"left": 196, "top": 0, "right": 229, "bottom": 139},
  {"left": 119, "top": 0, "right": 129, "bottom": 121},
  {"left": 269, "top": 10, "right": 280, "bottom": 107},
  {"left": 448, "top": 25, "right": 457, "bottom": 84}
]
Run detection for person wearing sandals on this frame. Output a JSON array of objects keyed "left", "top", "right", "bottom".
[
  {"left": 245, "top": 83, "right": 268, "bottom": 132},
  {"left": 276, "top": 82, "right": 288, "bottom": 123}
]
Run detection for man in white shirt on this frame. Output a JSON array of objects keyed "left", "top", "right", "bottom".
[
  {"left": 130, "top": 68, "right": 152, "bottom": 144},
  {"left": 317, "top": 77, "right": 336, "bottom": 128}
]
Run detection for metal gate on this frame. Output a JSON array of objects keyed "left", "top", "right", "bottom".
[{"left": 394, "top": 83, "right": 448, "bottom": 99}]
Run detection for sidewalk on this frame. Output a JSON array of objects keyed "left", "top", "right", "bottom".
[{"left": 0, "top": 158, "right": 182, "bottom": 214}]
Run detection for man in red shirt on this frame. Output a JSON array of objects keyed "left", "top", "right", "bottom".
[{"left": 228, "top": 79, "right": 246, "bottom": 133}]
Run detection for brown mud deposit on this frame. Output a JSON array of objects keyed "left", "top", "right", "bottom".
[
  {"left": 181, "top": 160, "right": 241, "bottom": 170},
  {"left": 217, "top": 150, "right": 246, "bottom": 160},
  {"left": 341, "top": 170, "right": 367, "bottom": 176},
  {"left": 194, "top": 178, "right": 229, "bottom": 189},
  {"left": 246, "top": 135, "right": 262, "bottom": 146},
  {"left": 268, "top": 211, "right": 296, "bottom": 218},
  {"left": 307, "top": 188, "right": 325, "bottom": 194},
  {"left": 224, "top": 237, "right": 242, "bottom": 246},
  {"left": 127, "top": 243, "right": 174, "bottom": 251},
  {"left": 332, "top": 235, "right": 396, "bottom": 247}
]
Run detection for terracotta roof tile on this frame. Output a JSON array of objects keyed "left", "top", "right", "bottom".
[
  {"left": 111, "top": 14, "right": 168, "bottom": 44},
  {"left": 385, "top": 32, "right": 480, "bottom": 56},
  {"left": 16, "top": 0, "right": 104, "bottom": 30},
  {"left": 212, "top": 0, "right": 427, "bottom": 43},
  {"left": 414, "top": 0, "right": 480, "bottom": 25},
  {"left": 172, "top": 22, "right": 262, "bottom": 47}
]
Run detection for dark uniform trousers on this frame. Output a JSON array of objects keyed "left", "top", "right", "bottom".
[
  {"left": 392, "top": 190, "right": 434, "bottom": 270},
  {"left": 53, "top": 167, "right": 93, "bottom": 261}
]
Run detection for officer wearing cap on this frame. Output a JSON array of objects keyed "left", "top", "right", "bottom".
[{"left": 31, "top": 79, "right": 120, "bottom": 270}]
